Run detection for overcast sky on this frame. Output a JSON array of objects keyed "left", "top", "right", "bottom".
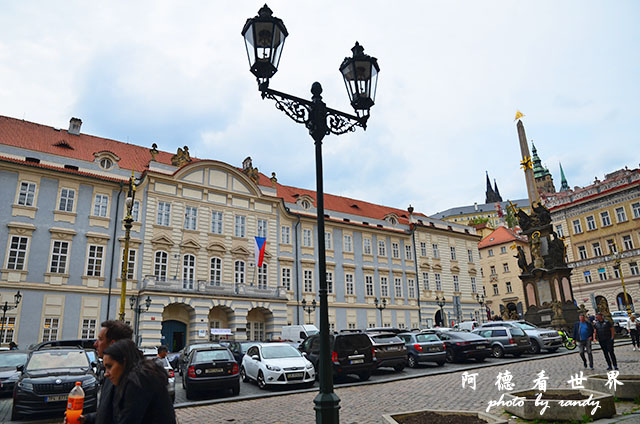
[{"left": 1, "top": 1, "right": 638, "bottom": 216}]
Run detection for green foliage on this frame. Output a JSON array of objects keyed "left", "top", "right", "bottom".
[
  {"left": 468, "top": 217, "right": 490, "bottom": 226},
  {"left": 505, "top": 207, "right": 518, "bottom": 228}
]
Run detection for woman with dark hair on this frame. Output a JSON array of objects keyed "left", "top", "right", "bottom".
[{"left": 103, "top": 339, "right": 176, "bottom": 424}]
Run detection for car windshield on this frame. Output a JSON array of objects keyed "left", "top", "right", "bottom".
[
  {"left": 188, "top": 343, "right": 218, "bottom": 353},
  {"left": 371, "top": 335, "right": 401, "bottom": 343},
  {"left": 261, "top": 345, "right": 301, "bottom": 359},
  {"left": 451, "top": 332, "right": 484, "bottom": 340},
  {"left": 307, "top": 330, "right": 319, "bottom": 336},
  {"left": 27, "top": 351, "right": 89, "bottom": 370},
  {"left": 510, "top": 328, "right": 526, "bottom": 336},
  {"left": 194, "top": 349, "right": 233, "bottom": 362},
  {"left": 335, "top": 335, "right": 371, "bottom": 351},
  {"left": 240, "top": 342, "right": 257, "bottom": 352},
  {"left": 0, "top": 353, "right": 27, "bottom": 368},
  {"left": 415, "top": 334, "right": 440, "bottom": 342},
  {"left": 514, "top": 322, "right": 537, "bottom": 330}
]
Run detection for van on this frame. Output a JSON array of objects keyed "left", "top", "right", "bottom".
[
  {"left": 281, "top": 325, "right": 319, "bottom": 343},
  {"left": 454, "top": 321, "right": 479, "bottom": 331}
]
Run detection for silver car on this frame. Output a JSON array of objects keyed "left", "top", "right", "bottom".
[
  {"left": 143, "top": 352, "right": 176, "bottom": 402},
  {"left": 479, "top": 320, "right": 562, "bottom": 353}
]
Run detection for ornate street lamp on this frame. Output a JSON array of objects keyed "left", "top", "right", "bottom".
[
  {"left": 435, "top": 296, "right": 447, "bottom": 327},
  {"left": 0, "top": 291, "right": 21, "bottom": 346},
  {"left": 613, "top": 242, "right": 633, "bottom": 316},
  {"left": 242, "top": 6, "right": 379, "bottom": 423},
  {"left": 119, "top": 171, "right": 137, "bottom": 321},
  {"left": 301, "top": 299, "right": 317, "bottom": 325},
  {"left": 476, "top": 293, "right": 486, "bottom": 323},
  {"left": 130, "top": 295, "right": 152, "bottom": 346},
  {"left": 374, "top": 297, "right": 387, "bottom": 326}
]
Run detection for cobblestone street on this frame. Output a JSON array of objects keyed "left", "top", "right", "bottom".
[{"left": 176, "top": 344, "right": 640, "bottom": 423}]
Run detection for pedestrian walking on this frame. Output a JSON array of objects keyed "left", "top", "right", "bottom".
[
  {"left": 628, "top": 315, "right": 640, "bottom": 350},
  {"left": 104, "top": 339, "right": 176, "bottom": 424},
  {"left": 573, "top": 313, "right": 594, "bottom": 369},
  {"left": 593, "top": 312, "right": 618, "bottom": 370}
]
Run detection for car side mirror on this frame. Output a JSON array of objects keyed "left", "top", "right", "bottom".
[
  {"left": 91, "top": 361, "right": 98, "bottom": 368},
  {"left": 251, "top": 355, "right": 260, "bottom": 361},
  {"left": 16, "top": 364, "right": 24, "bottom": 372},
  {"left": 301, "top": 352, "right": 307, "bottom": 357}
]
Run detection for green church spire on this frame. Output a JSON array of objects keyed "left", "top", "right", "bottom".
[{"left": 559, "top": 162, "right": 570, "bottom": 191}]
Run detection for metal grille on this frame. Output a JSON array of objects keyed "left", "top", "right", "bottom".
[{"left": 34, "top": 382, "right": 76, "bottom": 394}]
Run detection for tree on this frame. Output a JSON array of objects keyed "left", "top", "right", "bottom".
[{"left": 468, "top": 217, "right": 489, "bottom": 226}]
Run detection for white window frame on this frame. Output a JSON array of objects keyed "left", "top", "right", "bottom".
[
  {"left": 210, "top": 257, "right": 222, "bottom": 286},
  {"left": 468, "top": 249, "right": 473, "bottom": 262},
  {"left": 422, "top": 272, "right": 430, "bottom": 291},
  {"left": 392, "top": 242, "right": 400, "bottom": 259},
  {"left": 408, "top": 278, "right": 415, "bottom": 298},
  {"left": 234, "top": 260, "right": 246, "bottom": 285},
  {"left": 303, "top": 269, "right": 313, "bottom": 292},
  {"left": 601, "top": 211, "right": 611, "bottom": 227},
  {"left": 503, "top": 263, "right": 509, "bottom": 273},
  {"left": 420, "top": 242, "right": 427, "bottom": 257},
  {"left": 616, "top": 207, "right": 627, "bottom": 223},
  {"left": 131, "top": 200, "right": 140, "bottom": 222},
  {"left": 592, "top": 242, "right": 602, "bottom": 257},
  {"left": 235, "top": 215, "right": 246, "bottom": 238},
  {"left": 303, "top": 229, "right": 313, "bottom": 247},
  {"left": 506, "top": 281, "right": 513, "bottom": 293},
  {"left": 257, "top": 263, "right": 268, "bottom": 289},
  {"left": 394, "top": 277, "right": 402, "bottom": 298},
  {"left": 450, "top": 246, "right": 457, "bottom": 260},
  {"left": 453, "top": 275, "right": 460, "bottom": 292},
  {"left": 405, "top": 245, "right": 413, "bottom": 260},
  {"left": 93, "top": 194, "right": 109, "bottom": 217},
  {"left": 49, "top": 240, "right": 69, "bottom": 274},
  {"left": 326, "top": 271, "right": 334, "bottom": 294},
  {"left": 86, "top": 245, "right": 104, "bottom": 277},
  {"left": 629, "top": 262, "right": 639, "bottom": 276},
  {"left": 584, "top": 271, "right": 592, "bottom": 283},
  {"left": 555, "top": 225, "right": 564, "bottom": 238},
  {"left": 81, "top": 319, "right": 97, "bottom": 339},
  {"left": 632, "top": 202, "right": 640, "bottom": 220},
  {"left": 623, "top": 235, "right": 634, "bottom": 251},
  {"left": 17, "top": 181, "right": 36, "bottom": 206},
  {"left": 121, "top": 248, "right": 136, "bottom": 280},
  {"left": 378, "top": 240, "right": 386, "bottom": 256},
  {"left": 58, "top": 188, "right": 75, "bottom": 212},
  {"left": 471, "top": 277, "right": 477, "bottom": 293},
  {"left": 586, "top": 215, "right": 597, "bottom": 231},
  {"left": 578, "top": 246, "right": 587, "bottom": 260},
  {"left": 7, "top": 235, "right": 29, "bottom": 271},
  {"left": 432, "top": 244, "right": 439, "bottom": 259},
  {"left": 42, "top": 317, "right": 59, "bottom": 342},
  {"left": 365, "top": 275, "right": 374, "bottom": 296},
  {"left": 572, "top": 219, "right": 583, "bottom": 234},
  {"left": 363, "top": 238, "right": 372, "bottom": 255},
  {"left": 154, "top": 251, "right": 168, "bottom": 281},
  {"left": 281, "top": 267, "right": 292, "bottom": 290},
  {"left": 325, "top": 232, "right": 332, "bottom": 250},
  {"left": 182, "top": 254, "right": 195, "bottom": 289},
  {"left": 345, "top": 273, "right": 354, "bottom": 295},
  {"left": 434, "top": 273, "right": 442, "bottom": 291},
  {"left": 184, "top": 206, "right": 198, "bottom": 230},
  {"left": 281, "top": 226, "right": 291, "bottom": 244},
  {"left": 343, "top": 235, "right": 353, "bottom": 253},
  {"left": 0, "top": 316, "right": 16, "bottom": 344},
  {"left": 211, "top": 210, "right": 223, "bottom": 234},
  {"left": 257, "top": 219, "right": 268, "bottom": 239},
  {"left": 157, "top": 201, "right": 171, "bottom": 226},
  {"left": 380, "top": 276, "right": 389, "bottom": 297}
]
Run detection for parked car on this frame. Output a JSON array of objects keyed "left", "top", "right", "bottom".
[
  {"left": 397, "top": 331, "right": 446, "bottom": 367},
  {"left": 480, "top": 320, "right": 562, "bottom": 354},
  {"left": 241, "top": 343, "right": 315, "bottom": 389},
  {"left": 435, "top": 330, "right": 491, "bottom": 363},
  {"left": 142, "top": 351, "right": 176, "bottom": 402},
  {"left": 225, "top": 341, "right": 261, "bottom": 365},
  {"left": 182, "top": 346, "right": 239, "bottom": 399},
  {"left": 178, "top": 342, "right": 223, "bottom": 375},
  {"left": 364, "top": 327, "right": 403, "bottom": 335},
  {"left": 28, "top": 339, "right": 96, "bottom": 351},
  {"left": 367, "top": 332, "right": 407, "bottom": 372},
  {"left": 299, "top": 331, "right": 375, "bottom": 381},
  {"left": 453, "top": 321, "right": 479, "bottom": 332},
  {"left": 280, "top": 325, "right": 319, "bottom": 344},
  {"left": 472, "top": 326, "right": 530, "bottom": 358},
  {"left": 0, "top": 350, "right": 28, "bottom": 395},
  {"left": 12, "top": 347, "right": 98, "bottom": 420}
]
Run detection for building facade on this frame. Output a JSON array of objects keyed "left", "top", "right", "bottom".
[{"left": 0, "top": 115, "right": 483, "bottom": 350}]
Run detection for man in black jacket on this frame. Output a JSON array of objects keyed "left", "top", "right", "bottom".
[
  {"left": 572, "top": 314, "right": 594, "bottom": 369},
  {"left": 593, "top": 313, "right": 618, "bottom": 370},
  {"left": 80, "top": 320, "right": 134, "bottom": 424}
]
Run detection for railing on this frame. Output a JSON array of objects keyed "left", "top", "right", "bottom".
[{"left": 140, "top": 276, "right": 288, "bottom": 300}]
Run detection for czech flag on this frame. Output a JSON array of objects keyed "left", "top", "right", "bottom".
[{"left": 254, "top": 237, "right": 266, "bottom": 268}]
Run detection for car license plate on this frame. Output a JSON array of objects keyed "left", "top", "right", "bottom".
[
  {"left": 477, "top": 345, "right": 486, "bottom": 349},
  {"left": 287, "top": 372, "right": 304, "bottom": 379},
  {"left": 205, "top": 368, "right": 223, "bottom": 374},
  {"left": 46, "top": 394, "right": 67, "bottom": 403},
  {"left": 350, "top": 359, "right": 364, "bottom": 364}
]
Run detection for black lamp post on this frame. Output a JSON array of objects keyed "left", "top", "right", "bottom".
[
  {"left": 119, "top": 171, "right": 137, "bottom": 321},
  {"left": 0, "top": 291, "right": 21, "bottom": 346},
  {"left": 242, "top": 6, "right": 379, "bottom": 423},
  {"left": 374, "top": 297, "right": 387, "bottom": 326},
  {"left": 476, "top": 293, "right": 485, "bottom": 323},
  {"left": 301, "top": 299, "right": 317, "bottom": 325},
  {"left": 129, "top": 295, "right": 152, "bottom": 346},
  {"left": 435, "top": 296, "right": 447, "bottom": 327}
]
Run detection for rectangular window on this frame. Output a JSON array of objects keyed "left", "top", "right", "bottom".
[
  {"left": 435, "top": 273, "right": 442, "bottom": 291},
  {"left": 500, "top": 246, "right": 507, "bottom": 254},
  {"left": 408, "top": 278, "right": 415, "bottom": 298},
  {"left": 468, "top": 249, "right": 474, "bottom": 262},
  {"left": 616, "top": 207, "right": 627, "bottom": 223},
  {"left": 378, "top": 240, "right": 386, "bottom": 256},
  {"left": 303, "top": 229, "right": 312, "bottom": 247},
  {"left": 629, "top": 262, "right": 639, "bottom": 276},
  {"left": 613, "top": 266, "right": 620, "bottom": 279},
  {"left": 598, "top": 268, "right": 607, "bottom": 281},
  {"left": 490, "top": 265, "right": 496, "bottom": 275},
  {"left": 471, "top": 277, "right": 477, "bottom": 293},
  {"left": 157, "top": 201, "right": 171, "bottom": 226},
  {"left": 343, "top": 235, "right": 353, "bottom": 253},
  {"left": 304, "top": 270, "right": 313, "bottom": 292},
  {"left": 572, "top": 219, "right": 583, "bottom": 234},
  {"left": 257, "top": 219, "right": 268, "bottom": 238},
  {"left": 555, "top": 225, "right": 564, "bottom": 238},
  {"left": 348, "top": 323, "right": 356, "bottom": 330},
  {"left": 234, "top": 260, "right": 245, "bottom": 285},
  {"left": 488, "top": 249, "right": 494, "bottom": 257},
  {"left": 503, "top": 263, "right": 509, "bottom": 273},
  {"left": 632, "top": 202, "right": 640, "bottom": 219},
  {"left": 86, "top": 245, "right": 104, "bottom": 277},
  {"left": 586, "top": 216, "right": 597, "bottom": 231},
  {"left": 42, "top": 318, "right": 59, "bottom": 342},
  {"left": 405, "top": 245, "right": 413, "bottom": 260},
  {"left": 154, "top": 251, "right": 168, "bottom": 281},
  {"left": 81, "top": 319, "right": 97, "bottom": 339},
  {"left": 380, "top": 276, "right": 389, "bottom": 297},
  {"left": 583, "top": 271, "right": 592, "bottom": 283},
  {"left": 18, "top": 181, "right": 36, "bottom": 206},
  {"left": 345, "top": 273, "right": 354, "bottom": 295},
  {"left": 577, "top": 246, "right": 587, "bottom": 260},
  {"left": 325, "top": 232, "right": 332, "bottom": 250},
  {"left": 184, "top": 206, "right": 198, "bottom": 230},
  {"left": 601, "top": 211, "right": 611, "bottom": 227},
  {"left": 281, "top": 267, "right": 292, "bottom": 290},
  {"left": 49, "top": 240, "right": 69, "bottom": 274},
  {"left": 453, "top": 275, "right": 459, "bottom": 292},
  {"left": 607, "top": 239, "right": 617, "bottom": 254},
  {"left": 392, "top": 242, "right": 400, "bottom": 258},
  {"left": 210, "top": 257, "right": 222, "bottom": 286},
  {"left": 326, "top": 272, "right": 334, "bottom": 294},
  {"left": 121, "top": 248, "right": 136, "bottom": 280},
  {"left": 235, "top": 215, "right": 246, "bottom": 238},
  {"left": 93, "top": 194, "right": 109, "bottom": 217},
  {"left": 58, "top": 188, "right": 75, "bottom": 212},
  {"left": 422, "top": 272, "right": 430, "bottom": 291},
  {"left": 257, "top": 264, "right": 268, "bottom": 290},
  {"left": 493, "top": 284, "right": 499, "bottom": 295},
  {"left": 7, "top": 236, "right": 28, "bottom": 271},
  {"left": 365, "top": 275, "right": 374, "bottom": 296},
  {"left": 363, "top": 238, "right": 372, "bottom": 255},
  {"left": 211, "top": 210, "right": 223, "bottom": 234},
  {"left": 0, "top": 316, "right": 16, "bottom": 344},
  {"left": 394, "top": 277, "right": 402, "bottom": 298},
  {"left": 432, "top": 244, "right": 439, "bottom": 259},
  {"left": 182, "top": 255, "right": 195, "bottom": 289},
  {"left": 506, "top": 282, "right": 512, "bottom": 293},
  {"left": 420, "top": 242, "right": 427, "bottom": 257},
  {"left": 131, "top": 200, "right": 140, "bottom": 222},
  {"left": 623, "top": 235, "right": 634, "bottom": 251},
  {"left": 281, "top": 226, "right": 291, "bottom": 244},
  {"left": 450, "top": 246, "right": 457, "bottom": 260},
  {"left": 591, "top": 242, "right": 602, "bottom": 257}
]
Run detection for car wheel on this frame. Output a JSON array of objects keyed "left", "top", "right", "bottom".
[
  {"left": 393, "top": 363, "right": 406, "bottom": 372},
  {"left": 445, "top": 349, "right": 455, "bottom": 363},
  {"left": 257, "top": 371, "right": 267, "bottom": 389},
  {"left": 231, "top": 383, "right": 240, "bottom": 396},
  {"left": 436, "top": 360, "right": 445, "bottom": 367},
  {"left": 407, "top": 355, "right": 417, "bottom": 368},
  {"left": 529, "top": 339, "right": 541, "bottom": 354},
  {"left": 358, "top": 371, "right": 371, "bottom": 381},
  {"left": 491, "top": 345, "right": 504, "bottom": 358},
  {"left": 11, "top": 406, "right": 20, "bottom": 421},
  {"left": 240, "top": 366, "right": 249, "bottom": 382}
]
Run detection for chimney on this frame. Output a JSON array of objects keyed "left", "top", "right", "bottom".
[
  {"left": 68, "top": 117, "right": 82, "bottom": 135},
  {"left": 474, "top": 202, "right": 478, "bottom": 211}
]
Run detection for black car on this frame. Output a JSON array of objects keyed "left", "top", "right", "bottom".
[
  {"left": 182, "top": 346, "right": 240, "bottom": 399},
  {"left": 177, "top": 342, "right": 223, "bottom": 375},
  {"left": 12, "top": 347, "right": 98, "bottom": 420},
  {"left": 435, "top": 331, "right": 491, "bottom": 363},
  {"left": 299, "top": 331, "right": 375, "bottom": 381},
  {"left": 0, "top": 351, "right": 28, "bottom": 395},
  {"left": 224, "top": 341, "right": 260, "bottom": 365},
  {"left": 367, "top": 332, "right": 407, "bottom": 372},
  {"left": 28, "top": 339, "right": 96, "bottom": 351}
]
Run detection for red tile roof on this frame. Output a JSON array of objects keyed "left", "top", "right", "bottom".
[{"left": 478, "top": 226, "right": 527, "bottom": 249}]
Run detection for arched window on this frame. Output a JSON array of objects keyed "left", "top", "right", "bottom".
[
  {"left": 183, "top": 254, "right": 195, "bottom": 289},
  {"left": 210, "top": 257, "right": 222, "bottom": 286},
  {"left": 154, "top": 251, "right": 168, "bottom": 281},
  {"left": 234, "top": 260, "right": 245, "bottom": 285},
  {"left": 257, "top": 263, "right": 268, "bottom": 289}
]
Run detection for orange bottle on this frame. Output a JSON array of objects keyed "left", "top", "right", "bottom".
[{"left": 66, "top": 381, "right": 84, "bottom": 424}]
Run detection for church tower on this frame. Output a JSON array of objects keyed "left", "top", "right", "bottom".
[
  {"left": 531, "top": 143, "right": 556, "bottom": 194},
  {"left": 485, "top": 172, "right": 502, "bottom": 203},
  {"left": 559, "top": 162, "right": 570, "bottom": 192}
]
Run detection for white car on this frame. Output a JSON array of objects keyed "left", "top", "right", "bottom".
[{"left": 240, "top": 343, "right": 315, "bottom": 389}]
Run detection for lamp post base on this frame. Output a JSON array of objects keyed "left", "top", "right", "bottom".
[{"left": 314, "top": 391, "right": 340, "bottom": 423}]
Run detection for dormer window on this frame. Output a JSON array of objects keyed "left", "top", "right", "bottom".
[
  {"left": 99, "top": 158, "right": 113, "bottom": 170},
  {"left": 94, "top": 151, "right": 120, "bottom": 171},
  {"left": 384, "top": 213, "right": 399, "bottom": 226},
  {"left": 297, "top": 195, "right": 314, "bottom": 210},
  {"left": 301, "top": 200, "right": 311, "bottom": 210}
]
